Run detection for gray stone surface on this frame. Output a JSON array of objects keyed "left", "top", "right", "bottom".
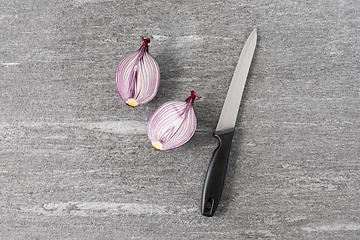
[{"left": 1, "top": 0, "right": 360, "bottom": 239}]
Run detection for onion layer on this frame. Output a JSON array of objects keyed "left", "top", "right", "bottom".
[
  {"left": 116, "top": 37, "right": 160, "bottom": 107},
  {"left": 147, "top": 91, "right": 200, "bottom": 150}
]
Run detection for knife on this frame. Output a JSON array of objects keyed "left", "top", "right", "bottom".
[{"left": 201, "top": 28, "right": 257, "bottom": 217}]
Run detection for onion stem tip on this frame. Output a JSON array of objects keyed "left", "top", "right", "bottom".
[
  {"left": 126, "top": 98, "right": 139, "bottom": 108},
  {"left": 152, "top": 141, "right": 163, "bottom": 150}
]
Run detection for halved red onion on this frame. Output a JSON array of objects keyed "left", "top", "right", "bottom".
[
  {"left": 147, "top": 91, "right": 201, "bottom": 150},
  {"left": 116, "top": 37, "right": 160, "bottom": 107}
]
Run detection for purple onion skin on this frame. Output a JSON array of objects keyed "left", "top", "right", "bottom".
[
  {"left": 147, "top": 91, "right": 201, "bottom": 151},
  {"left": 116, "top": 37, "right": 160, "bottom": 108}
]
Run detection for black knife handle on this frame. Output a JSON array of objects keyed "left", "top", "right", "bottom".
[{"left": 201, "top": 128, "right": 235, "bottom": 217}]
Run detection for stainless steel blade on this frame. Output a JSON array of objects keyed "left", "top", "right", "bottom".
[{"left": 215, "top": 28, "right": 257, "bottom": 132}]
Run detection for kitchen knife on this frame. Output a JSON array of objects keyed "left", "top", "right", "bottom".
[{"left": 201, "top": 28, "right": 257, "bottom": 217}]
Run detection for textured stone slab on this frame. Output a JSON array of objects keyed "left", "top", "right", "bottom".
[{"left": 1, "top": 0, "right": 360, "bottom": 239}]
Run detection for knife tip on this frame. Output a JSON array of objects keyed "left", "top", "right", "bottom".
[{"left": 251, "top": 28, "right": 257, "bottom": 40}]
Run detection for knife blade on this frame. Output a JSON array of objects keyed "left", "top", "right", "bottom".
[{"left": 201, "top": 28, "right": 257, "bottom": 217}]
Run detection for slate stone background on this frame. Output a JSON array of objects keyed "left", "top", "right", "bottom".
[{"left": 1, "top": 0, "right": 360, "bottom": 239}]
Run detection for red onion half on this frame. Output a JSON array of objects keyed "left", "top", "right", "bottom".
[
  {"left": 147, "top": 91, "right": 201, "bottom": 150},
  {"left": 116, "top": 37, "right": 160, "bottom": 107}
]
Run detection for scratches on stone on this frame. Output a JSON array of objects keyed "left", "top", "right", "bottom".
[{"left": 20, "top": 202, "right": 197, "bottom": 216}]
